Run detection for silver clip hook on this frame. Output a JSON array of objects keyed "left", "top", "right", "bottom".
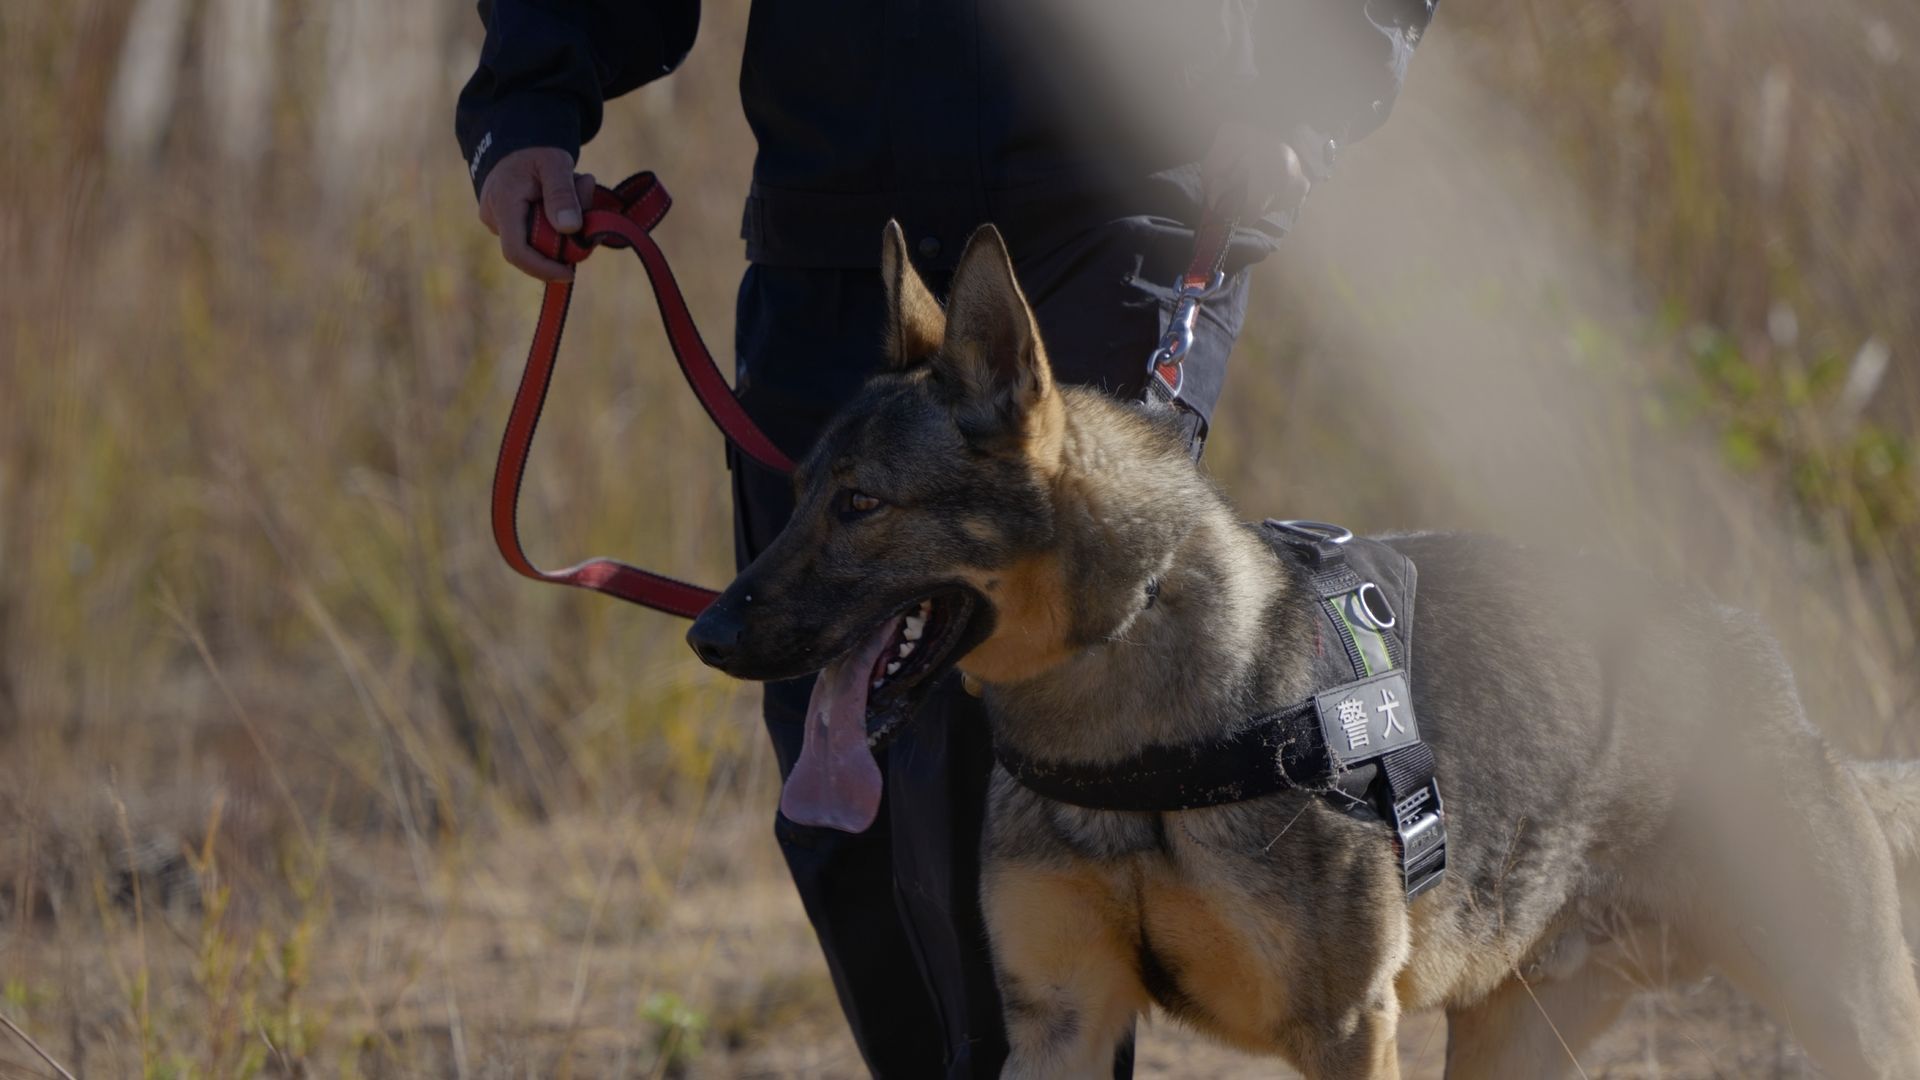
[{"left": 1146, "top": 271, "right": 1225, "bottom": 396}]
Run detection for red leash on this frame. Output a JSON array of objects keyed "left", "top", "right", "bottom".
[
  {"left": 490, "top": 172, "right": 793, "bottom": 619},
  {"left": 492, "top": 170, "right": 1231, "bottom": 620}
]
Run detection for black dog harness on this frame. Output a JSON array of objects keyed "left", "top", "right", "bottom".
[{"left": 994, "top": 520, "right": 1449, "bottom": 902}]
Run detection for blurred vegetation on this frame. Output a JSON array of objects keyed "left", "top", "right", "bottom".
[
  {"left": 1458, "top": 0, "right": 1920, "bottom": 605},
  {"left": 0, "top": 0, "right": 1914, "bottom": 1075}
]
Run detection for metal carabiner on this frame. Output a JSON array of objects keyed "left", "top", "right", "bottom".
[{"left": 1146, "top": 271, "right": 1224, "bottom": 398}]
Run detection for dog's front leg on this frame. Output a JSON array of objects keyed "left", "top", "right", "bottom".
[
  {"left": 1289, "top": 1002, "right": 1403, "bottom": 1080},
  {"left": 984, "top": 862, "right": 1146, "bottom": 1080}
]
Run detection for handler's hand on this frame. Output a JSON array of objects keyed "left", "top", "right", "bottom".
[
  {"left": 1202, "top": 121, "right": 1312, "bottom": 221},
  {"left": 477, "top": 147, "right": 598, "bottom": 282}
]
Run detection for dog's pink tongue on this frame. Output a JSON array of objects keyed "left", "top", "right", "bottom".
[{"left": 780, "top": 619, "right": 896, "bottom": 833}]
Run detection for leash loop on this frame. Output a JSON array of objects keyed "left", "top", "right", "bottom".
[
  {"left": 497, "top": 171, "right": 1236, "bottom": 618},
  {"left": 491, "top": 171, "right": 794, "bottom": 620}
]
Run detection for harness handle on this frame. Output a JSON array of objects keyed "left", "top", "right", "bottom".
[{"left": 490, "top": 172, "right": 793, "bottom": 620}]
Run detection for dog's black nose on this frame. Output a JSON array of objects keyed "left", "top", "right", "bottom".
[{"left": 686, "top": 605, "right": 744, "bottom": 669}]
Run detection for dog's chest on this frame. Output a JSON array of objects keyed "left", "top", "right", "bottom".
[
  {"left": 1127, "top": 851, "right": 1308, "bottom": 1051},
  {"left": 990, "top": 784, "right": 1411, "bottom": 1049},
  {"left": 1073, "top": 804, "right": 1382, "bottom": 1051}
]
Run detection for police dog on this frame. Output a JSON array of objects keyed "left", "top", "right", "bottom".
[{"left": 687, "top": 222, "right": 1920, "bottom": 1078}]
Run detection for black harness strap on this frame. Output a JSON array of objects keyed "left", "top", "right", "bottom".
[
  {"left": 993, "top": 520, "right": 1449, "bottom": 902},
  {"left": 992, "top": 702, "right": 1324, "bottom": 814}
]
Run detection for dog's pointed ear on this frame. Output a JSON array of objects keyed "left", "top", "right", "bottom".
[
  {"left": 881, "top": 220, "right": 945, "bottom": 369},
  {"left": 934, "top": 225, "right": 1055, "bottom": 437}
]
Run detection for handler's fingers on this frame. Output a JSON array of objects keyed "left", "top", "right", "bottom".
[
  {"left": 573, "top": 173, "right": 597, "bottom": 218},
  {"left": 539, "top": 155, "right": 583, "bottom": 234},
  {"left": 1260, "top": 143, "right": 1312, "bottom": 215},
  {"left": 1202, "top": 122, "right": 1312, "bottom": 220},
  {"left": 500, "top": 216, "right": 574, "bottom": 282}
]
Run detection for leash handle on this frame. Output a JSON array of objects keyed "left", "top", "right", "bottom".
[{"left": 491, "top": 172, "right": 794, "bottom": 620}]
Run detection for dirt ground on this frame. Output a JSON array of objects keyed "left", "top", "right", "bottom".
[{"left": 2, "top": 791, "right": 1814, "bottom": 1079}]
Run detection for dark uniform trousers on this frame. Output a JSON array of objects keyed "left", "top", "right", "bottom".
[{"left": 730, "top": 219, "right": 1253, "bottom": 1079}]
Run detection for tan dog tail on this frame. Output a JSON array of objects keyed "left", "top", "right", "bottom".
[{"left": 1852, "top": 759, "right": 1920, "bottom": 867}]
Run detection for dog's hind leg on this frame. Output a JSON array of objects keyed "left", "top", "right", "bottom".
[
  {"left": 1444, "top": 924, "right": 1709, "bottom": 1079},
  {"left": 1679, "top": 746, "right": 1920, "bottom": 1076},
  {"left": 985, "top": 865, "right": 1147, "bottom": 1080},
  {"left": 1681, "top": 842, "right": 1920, "bottom": 1076},
  {"left": 1441, "top": 950, "right": 1642, "bottom": 1079},
  {"left": 1626, "top": 619, "right": 1920, "bottom": 1076}
]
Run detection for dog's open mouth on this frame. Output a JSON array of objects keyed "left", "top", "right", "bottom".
[
  {"left": 780, "top": 590, "right": 984, "bottom": 834},
  {"left": 863, "top": 590, "right": 981, "bottom": 741}
]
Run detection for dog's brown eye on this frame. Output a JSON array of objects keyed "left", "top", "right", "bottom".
[{"left": 839, "top": 490, "right": 885, "bottom": 519}]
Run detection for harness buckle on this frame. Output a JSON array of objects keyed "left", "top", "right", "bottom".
[{"left": 1392, "top": 778, "right": 1447, "bottom": 901}]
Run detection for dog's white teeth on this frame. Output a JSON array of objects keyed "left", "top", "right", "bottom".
[
  {"left": 904, "top": 615, "right": 925, "bottom": 641},
  {"left": 898, "top": 641, "right": 916, "bottom": 658},
  {"left": 871, "top": 678, "right": 883, "bottom": 690},
  {"left": 885, "top": 661, "right": 902, "bottom": 675}
]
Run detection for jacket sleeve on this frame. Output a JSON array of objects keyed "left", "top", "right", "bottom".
[
  {"left": 455, "top": 0, "right": 701, "bottom": 198},
  {"left": 1236, "top": 0, "right": 1436, "bottom": 161}
]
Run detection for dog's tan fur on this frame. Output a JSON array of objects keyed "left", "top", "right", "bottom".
[
  {"left": 955, "top": 554, "right": 1078, "bottom": 686},
  {"left": 701, "top": 224, "right": 1920, "bottom": 1079}
]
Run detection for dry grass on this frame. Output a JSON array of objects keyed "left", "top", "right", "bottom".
[{"left": 0, "top": 0, "right": 1914, "bottom": 1076}]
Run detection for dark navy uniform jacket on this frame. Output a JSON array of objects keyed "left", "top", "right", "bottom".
[{"left": 455, "top": 0, "right": 1436, "bottom": 270}]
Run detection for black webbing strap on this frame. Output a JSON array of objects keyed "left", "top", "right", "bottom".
[
  {"left": 993, "top": 702, "right": 1328, "bottom": 813},
  {"left": 1383, "top": 741, "right": 1446, "bottom": 895}
]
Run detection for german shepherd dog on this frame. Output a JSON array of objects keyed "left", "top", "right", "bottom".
[{"left": 688, "top": 223, "right": 1920, "bottom": 1078}]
